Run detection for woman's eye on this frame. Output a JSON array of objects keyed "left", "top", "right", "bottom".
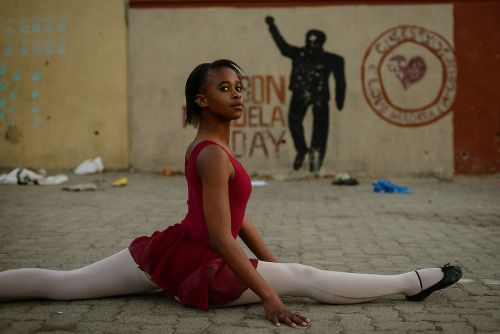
[{"left": 220, "top": 85, "right": 242, "bottom": 92}]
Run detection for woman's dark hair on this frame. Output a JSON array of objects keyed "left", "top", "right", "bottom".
[{"left": 184, "top": 59, "right": 243, "bottom": 127}]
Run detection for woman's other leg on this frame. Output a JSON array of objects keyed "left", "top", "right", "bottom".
[
  {"left": 229, "top": 261, "right": 444, "bottom": 305},
  {"left": 0, "top": 249, "right": 159, "bottom": 300}
]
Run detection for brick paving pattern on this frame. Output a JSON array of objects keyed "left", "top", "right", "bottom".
[{"left": 1, "top": 172, "right": 499, "bottom": 333}]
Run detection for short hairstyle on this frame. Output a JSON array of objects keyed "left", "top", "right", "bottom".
[{"left": 184, "top": 59, "right": 243, "bottom": 127}]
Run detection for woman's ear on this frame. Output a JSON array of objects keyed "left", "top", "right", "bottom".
[{"left": 195, "top": 95, "right": 207, "bottom": 108}]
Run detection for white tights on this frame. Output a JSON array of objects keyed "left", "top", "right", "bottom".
[
  {"left": 229, "top": 261, "right": 443, "bottom": 306},
  {"left": 0, "top": 250, "right": 442, "bottom": 304},
  {"left": 0, "top": 249, "right": 159, "bottom": 300}
]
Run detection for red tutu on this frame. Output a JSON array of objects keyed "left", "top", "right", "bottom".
[{"left": 129, "top": 223, "right": 257, "bottom": 310}]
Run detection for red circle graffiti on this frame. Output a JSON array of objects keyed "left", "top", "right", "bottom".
[{"left": 362, "top": 25, "right": 457, "bottom": 127}]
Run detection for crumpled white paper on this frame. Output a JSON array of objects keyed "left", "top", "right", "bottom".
[
  {"left": 74, "top": 157, "right": 104, "bottom": 175},
  {"left": 0, "top": 168, "right": 68, "bottom": 185}
]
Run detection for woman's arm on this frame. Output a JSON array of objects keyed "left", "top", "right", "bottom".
[
  {"left": 197, "top": 146, "right": 307, "bottom": 327},
  {"left": 239, "top": 215, "right": 277, "bottom": 263}
]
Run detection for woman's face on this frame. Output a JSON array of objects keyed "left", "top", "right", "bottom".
[{"left": 197, "top": 67, "right": 244, "bottom": 122}]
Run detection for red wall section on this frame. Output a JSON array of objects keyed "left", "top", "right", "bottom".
[{"left": 453, "top": 2, "right": 500, "bottom": 174}]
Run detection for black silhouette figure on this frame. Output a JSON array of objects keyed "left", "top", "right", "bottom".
[{"left": 265, "top": 16, "right": 346, "bottom": 172}]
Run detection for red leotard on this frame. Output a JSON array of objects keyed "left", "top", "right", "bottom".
[{"left": 129, "top": 141, "right": 258, "bottom": 310}]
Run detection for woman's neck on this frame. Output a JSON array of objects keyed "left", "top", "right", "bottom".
[{"left": 196, "top": 121, "right": 231, "bottom": 147}]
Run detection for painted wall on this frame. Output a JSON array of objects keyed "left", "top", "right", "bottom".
[
  {"left": 0, "top": 0, "right": 129, "bottom": 170},
  {"left": 2, "top": 1, "right": 497, "bottom": 175},
  {"left": 128, "top": 4, "right": 459, "bottom": 177}
]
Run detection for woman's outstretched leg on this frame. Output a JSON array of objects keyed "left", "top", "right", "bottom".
[
  {"left": 0, "top": 249, "right": 159, "bottom": 300},
  {"left": 229, "top": 261, "right": 452, "bottom": 305}
]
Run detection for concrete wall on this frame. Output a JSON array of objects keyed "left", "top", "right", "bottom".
[
  {"left": 128, "top": 4, "right": 458, "bottom": 177},
  {"left": 0, "top": 0, "right": 129, "bottom": 170}
]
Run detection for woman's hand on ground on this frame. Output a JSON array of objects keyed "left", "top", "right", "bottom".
[{"left": 262, "top": 296, "right": 310, "bottom": 327}]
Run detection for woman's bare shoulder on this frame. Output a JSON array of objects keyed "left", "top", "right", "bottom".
[{"left": 197, "top": 144, "right": 229, "bottom": 166}]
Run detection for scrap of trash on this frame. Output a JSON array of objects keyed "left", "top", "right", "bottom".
[
  {"left": 161, "top": 167, "right": 185, "bottom": 176},
  {"left": 74, "top": 157, "right": 104, "bottom": 175},
  {"left": 63, "top": 177, "right": 127, "bottom": 192},
  {"left": 332, "top": 172, "right": 359, "bottom": 186},
  {"left": 373, "top": 179, "right": 412, "bottom": 193},
  {"left": 0, "top": 168, "right": 68, "bottom": 185},
  {"left": 63, "top": 183, "right": 103, "bottom": 192},
  {"left": 112, "top": 177, "right": 127, "bottom": 187},
  {"left": 162, "top": 167, "right": 175, "bottom": 176},
  {"left": 0, "top": 156, "right": 105, "bottom": 186},
  {"left": 0, "top": 156, "right": 129, "bottom": 193}
]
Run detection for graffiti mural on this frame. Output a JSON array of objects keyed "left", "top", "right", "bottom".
[
  {"left": 129, "top": 5, "right": 458, "bottom": 175},
  {"left": 265, "top": 16, "right": 346, "bottom": 172},
  {"left": 362, "top": 25, "right": 457, "bottom": 127}
]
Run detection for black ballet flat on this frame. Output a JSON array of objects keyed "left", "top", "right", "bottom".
[{"left": 406, "top": 263, "right": 462, "bottom": 302}]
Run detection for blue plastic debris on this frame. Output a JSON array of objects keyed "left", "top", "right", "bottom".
[{"left": 373, "top": 179, "right": 412, "bottom": 193}]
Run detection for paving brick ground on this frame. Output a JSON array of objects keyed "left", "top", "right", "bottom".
[{"left": 0, "top": 171, "right": 499, "bottom": 333}]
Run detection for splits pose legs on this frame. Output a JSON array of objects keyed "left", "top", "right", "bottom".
[{"left": 1, "top": 250, "right": 448, "bottom": 304}]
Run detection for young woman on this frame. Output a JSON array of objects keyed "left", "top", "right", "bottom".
[{"left": 0, "top": 59, "right": 462, "bottom": 328}]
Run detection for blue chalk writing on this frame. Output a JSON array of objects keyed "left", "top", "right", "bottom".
[
  {"left": 2, "top": 16, "right": 68, "bottom": 56},
  {"left": 32, "top": 115, "right": 40, "bottom": 127},
  {"left": 32, "top": 70, "right": 41, "bottom": 83},
  {"left": 32, "top": 101, "right": 39, "bottom": 113},
  {"left": 0, "top": 63, "right": 7, "bottom": 75},
  {"left": 14, "top": 69, "right": 21, "bottom": 82},
  {"left": 31, "top": 87, "right": 39, "bottom": 99}
]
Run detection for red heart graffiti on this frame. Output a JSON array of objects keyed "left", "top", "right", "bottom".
[{"left": 387, "top": 55, "right": 427, "bottom": 90}]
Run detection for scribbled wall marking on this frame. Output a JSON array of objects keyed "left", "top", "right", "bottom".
[{"left": 1, "top": 16, "right": 67, "bottom": 130}]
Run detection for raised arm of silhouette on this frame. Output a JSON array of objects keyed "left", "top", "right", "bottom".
[{"left": 265, "top": 16, "right": 299, "bottom": 58}]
